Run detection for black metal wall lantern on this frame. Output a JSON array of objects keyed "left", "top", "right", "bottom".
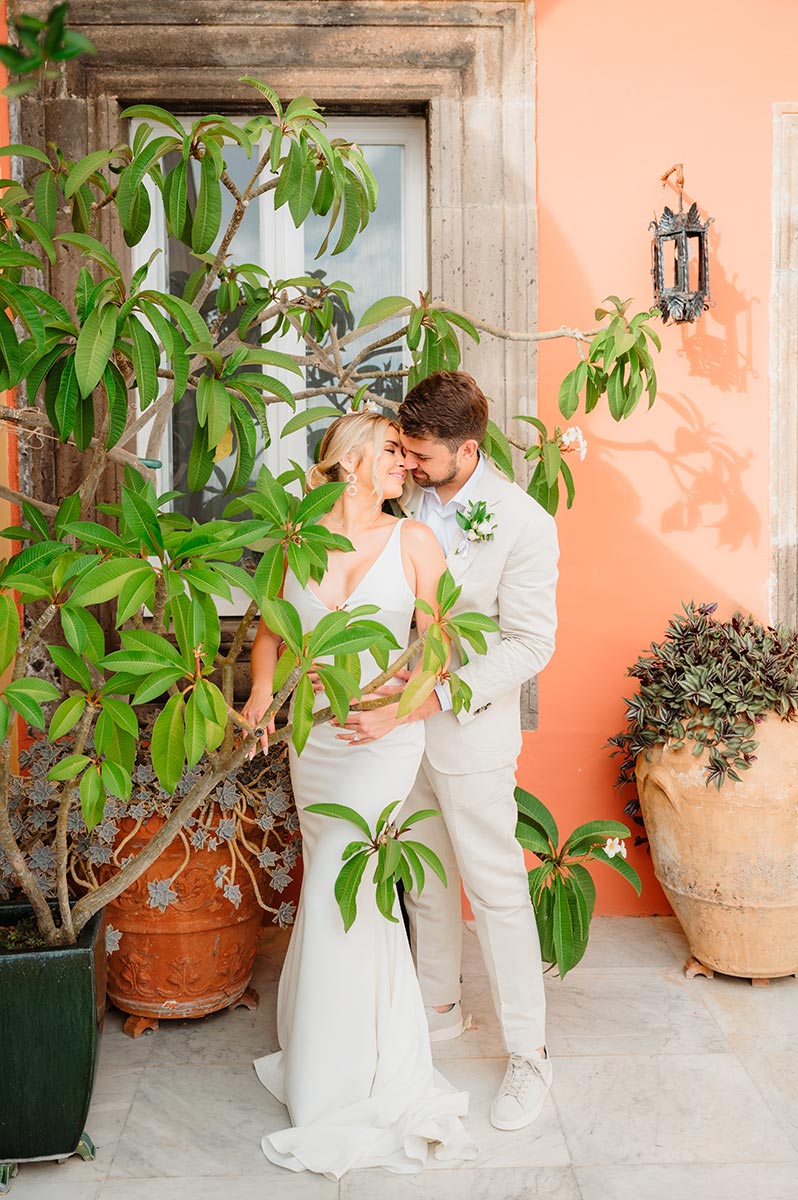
[{"left": 650, "top": 164, "right": 713, "bottom": 323}]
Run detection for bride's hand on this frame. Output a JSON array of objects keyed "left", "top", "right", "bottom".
[{"left": 241, "top": 691, "right": 276, "bottom": 758}]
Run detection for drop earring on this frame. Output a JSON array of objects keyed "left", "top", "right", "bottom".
[{"left": 345, "top": 472, "right": 358, "bottom": 497}]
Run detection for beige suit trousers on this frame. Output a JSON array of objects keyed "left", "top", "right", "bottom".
[{"left": 400, "top": 755, "right": 547, "bottom": 1055}]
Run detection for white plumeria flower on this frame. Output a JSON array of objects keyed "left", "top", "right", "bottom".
[
  {"left": 561, "top": 425, "right": 588, "bottom": 461},
  {"left": 603, "top": 836, "right": 627, "bottom": 859}
]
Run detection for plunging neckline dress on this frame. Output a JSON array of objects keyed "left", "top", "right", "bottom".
[{"left": 254, "top": 521, "right": 478, "bottom": 1178}]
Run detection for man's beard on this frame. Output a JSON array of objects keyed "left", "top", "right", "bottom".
[{"left": 411, "top": 456, "right": 459, "bottom": 489}]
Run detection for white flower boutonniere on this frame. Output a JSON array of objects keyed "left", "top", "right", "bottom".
[{"left": 455, "top": 499, "right": 497, "bottom": 556}]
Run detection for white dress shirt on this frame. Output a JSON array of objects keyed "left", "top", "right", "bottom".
[
  {"left": 416, "top": 453, "right": 485, "bottom": 556},
  {"left": 416, "top": 454, "right": 485, "bottom": 711}
]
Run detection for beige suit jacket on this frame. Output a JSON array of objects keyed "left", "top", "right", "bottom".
[{"left": 400, "top": 460, "right": 559, "bottom": 774}]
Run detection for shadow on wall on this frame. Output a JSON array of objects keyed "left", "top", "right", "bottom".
[
  {"left": 593, "top": 391, "right": 760, "bottom": 552},
  {"left": 677, "top": 229, "right": 758, "bottom": 394}
]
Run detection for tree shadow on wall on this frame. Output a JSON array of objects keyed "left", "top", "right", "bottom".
[
  {"left": 593, "top": 392, "right": 760, "bottom": 552},
  {"left": 676, "top": 230, "right": 758, "bottom": 393}
]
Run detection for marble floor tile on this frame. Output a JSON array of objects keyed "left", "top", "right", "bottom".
[
  {"left": 651, "top": 916, "right": 690, "bottom": 965},
  {"left": 577, "top": 918, "right": 677, "bottom": 970},
  {"left": 98, "top": 1008, "right": 158, "bottom": 1072},
  {"left": 106, "top": 1063, "right": 290, "bottom": 1179},
  {"left": 141, "top": 991, "right": 279, "bottom": 1069},
  {"left": 576, "top": 1163, "right": 798, "bottom": 1200},
  {"left": 735, "top": 1045, "right": 798, "bottom": 1152},
  {"left": 546, "top": 968, "right": 728, "bottom": 1057},
  {"left": 436, "top": 1058, "right": 570, "bottom": 1169},
  {"left": 100, "top": 1174, "right": 337, "bottom": 1199},
  {"left": 693, "top": 971, "right": 798, "bottom": 1049},
  {"left": 341, "top": 1165, "right": 582, "bottom": 1199},
  {"left": 5, "top": 1177, "right": 102, "bottom": 1200},
  {"left": 552, "top": 1052, "right": 798, "bottom": 1166}
]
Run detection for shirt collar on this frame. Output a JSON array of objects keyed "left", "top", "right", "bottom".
[{"left": 422, "top": 452, "right": 485, "bottom": 513}]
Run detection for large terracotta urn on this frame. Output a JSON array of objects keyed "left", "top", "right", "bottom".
[
  {"left": 636, "top": 715, "right": 798, "bottom": 979},
  {"left": 101, "top": 812, "right": 263, "bottom": 1034}
]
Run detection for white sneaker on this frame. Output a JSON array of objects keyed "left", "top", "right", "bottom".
[
  {"left": 425, "top": 1001, "right": 465, "bottom": 1042},
  {"left": 490, "top": 1051, "right": 553, "bottom": 1130}
]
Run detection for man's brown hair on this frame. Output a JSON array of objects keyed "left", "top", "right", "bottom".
[{"left": 399, "top": 371, "right": 489, "bottom": 450}]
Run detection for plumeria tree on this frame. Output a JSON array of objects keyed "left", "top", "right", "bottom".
[{"left": 0, "top": 5, "right": 663, "bottom": 948}]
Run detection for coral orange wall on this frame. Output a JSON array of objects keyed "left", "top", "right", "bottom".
[{"left": 521, "top": 0, "right": 792, "bottom": 913}]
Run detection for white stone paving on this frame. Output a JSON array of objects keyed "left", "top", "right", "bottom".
[{"left": 9, "top": 918, "right": 798, "bottom": 1199}]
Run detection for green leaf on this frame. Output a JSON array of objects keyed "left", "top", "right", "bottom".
[
  {"left": 378, "top": 835, "right": 402, "bottom": 882},
  {"left": 402, "top": 839, "right": 447, "bottom": 888},
  {"left": 290, "top": 672, "right": 315, "bottom": 755},
  {"left": 121, "top": 486, "right": 164, "bottom": 555},
  {"left": 151, "top": 692, "right": 186, "bottom": 794},
  {"left": 515, "top": 786, "right": 559, "bottom": 848},
  {"left": 75, "top": 302, "right": 117, "bottom": 398},
  {"left": 102, "top": 360, "right": 129, "bottom": 449},
  {"left": 607, "top": 361, "right": 626, "bottom": 421},
  {"left": 357, "top": 295, "right": 411, "bottom": 328},
  {"left": 483, "top": 419, "right": 515, "bottom": 480},
  {"left": 128, "top": 315, "right": 159, "bottom": 409},
  {"left": 56, "top": 233, "right": 122, "bottom": 278},
  {"left": 184, "top": 688, "right": 206, "bottom": 769},
  {"left": 515, "top": 820, "right": 552, "bottom": 858},
  {"left": 100, "top": 696, "right": 139, "bottom": 738},
  {"left": 0, "top": 142, "right": 51, "bottom": 165},
  {"left": 48, "top": 643, "right": 92, "bottom": 690},
  {"left": 80, "top": 767, "right": 106, "bottom": 832},
  {"left": 563, "top": 819, "right": 630, "bottom": 857},
  {"left": 120, "top": 104, "right": 186, "bottom": 136},
  {"left": 70, "top": 558, "right": 149, "bottom": 606},
  {"left": 240, "top": 77, "right": 283, "bottom": 119},
  {"left": 260, "top": 596, "right": 303, "bottom": 655},
  {"left": 558, "top": 367, "right": 581, "bottom": 419},
  {"left": 542, "top": 440, "right": 562, "bottom": 488},
  {"left": 0, "top": 593, "right": 19, "bottom": 675},
  {"left": 568, "top": 863, "right": 597, "bottom": 920},
  {"left": 101, "top": 759, "right": 132, "bottom": 801},
  {"left": 48, "top": 694, "right": 87, "bottom": 740},
  {"left": 333, "top": 849, "right": 369, "bottom": 932},
  {"left": 64, "top": 149, "right": 119, "bottom": 199},
  {"left": 192, "top": 146, "right": 222, "bottom": 254},
  {"left": 115, "top": 563, "right": 157, "bottom": 625},
  {"left": 47, "top": 753, "right": 91, "bottom": 782},
  {"left": 305, "top": 801, "right": 373, "bottom": 840},
  {"left": 591, "top": 847, "right": 642, "bottom": 896},
  {"left": 552, "top": 875, "right": 576, "bottom": 977},
  {"left": 54, "top": 353, "right": 78, "bottom": 439},
  {"left": 280, "top": 405, "right": 341, "bottom": 436}
]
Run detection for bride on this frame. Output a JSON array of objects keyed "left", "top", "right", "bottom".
[{"left": 242, "top": 411, "right": 478, "bottom": 1179}]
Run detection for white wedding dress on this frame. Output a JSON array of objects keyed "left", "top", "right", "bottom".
[{"left": 254, "top": 520, "right": 478, "bottom": 1179}]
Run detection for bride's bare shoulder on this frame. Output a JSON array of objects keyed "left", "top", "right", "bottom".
[{"left": 400, "top": 519, "right": 443, "bottom": 557}]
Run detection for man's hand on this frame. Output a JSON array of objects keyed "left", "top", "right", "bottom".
[
  {"left": 335, "top": 684, "right": 443, "bottom": 746},
  {"left": 241, "top": 690, "right": 276, "bottom": 758}
]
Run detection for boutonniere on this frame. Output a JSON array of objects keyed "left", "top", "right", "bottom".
[{"left": 455, "top": 499, "right": 497, "bottom": 556}]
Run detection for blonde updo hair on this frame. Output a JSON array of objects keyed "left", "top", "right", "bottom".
[{"left": 306, "top": 411, "right": 399, "bottom": 506}]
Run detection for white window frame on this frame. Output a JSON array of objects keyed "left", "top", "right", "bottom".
[{"left": 131, "top": 114, "right": 427, "bottom": 613}]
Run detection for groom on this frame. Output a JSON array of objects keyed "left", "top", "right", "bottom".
[{"left": 342, "top": 370, "right": 559, "bottom": 1130}]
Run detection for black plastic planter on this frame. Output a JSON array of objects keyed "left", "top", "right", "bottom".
[{"left": 0, "top": 905, "right": 106, "bottom": 1185}]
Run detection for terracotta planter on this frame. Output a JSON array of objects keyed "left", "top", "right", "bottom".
[
  {"left": 636, "top": 714, "right": 798, "bottom": 979},
  {"left": 102, "top": 813, "right": 262, "bottom": 1025}
]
